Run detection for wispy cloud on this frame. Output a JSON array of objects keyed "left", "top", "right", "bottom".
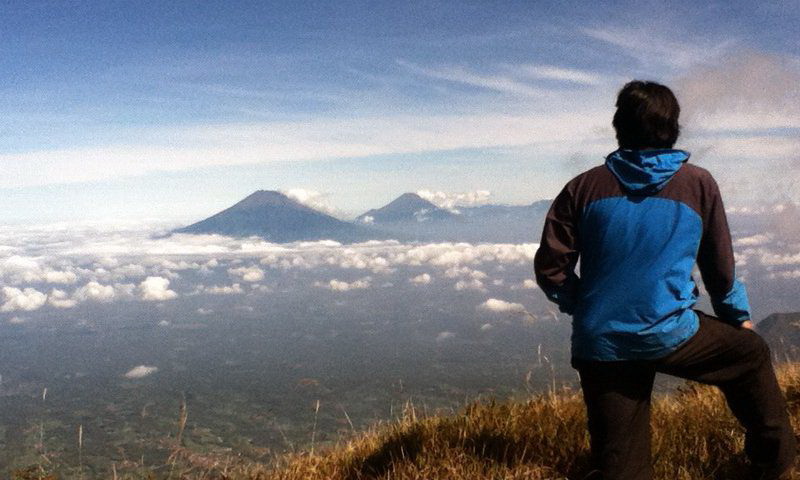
[
  {"left": 396, "top": 60, "right": 549, "bottom": 98},
  {"left": 514, "top": 64, "right": 603, "bottom": 86},
  {"left": 581, "top": 26, "right": 737, "bottom": 71},
  {"left": 0, "top": 111, "right": 609, "bottom": 189},
  {"left": 3, "top": 4, "right": 799, "bottom": 223}
]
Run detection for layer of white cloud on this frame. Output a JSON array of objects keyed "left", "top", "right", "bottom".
[
  {"left": 2, "top": 221, "right": 794, "bottom": 319},
  {"left": 0, "top": 224, "right": 546, "bottom": 308},
  {"left": 259, "top": 241, "right": 537, "bottom": 274}
]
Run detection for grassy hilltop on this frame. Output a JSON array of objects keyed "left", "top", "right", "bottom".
[{"left": 55, "top": 362, "right": 795, "bottom": 480}]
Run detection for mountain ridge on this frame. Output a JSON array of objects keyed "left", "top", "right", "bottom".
[{"left": 173, "top": 190, "right": 554, "bottom": 243}]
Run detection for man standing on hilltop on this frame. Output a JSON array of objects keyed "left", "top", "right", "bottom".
[{"left": 534, "top": 81, "right": 797, "bottom": 480}]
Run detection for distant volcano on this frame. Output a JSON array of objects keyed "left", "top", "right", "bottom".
[
  {"left": 356, "top": 193, "right": 455, "bottom": 224},
  {"left": 354, "top": 194, "right": 551, "bottom": 243},
  {"left": 174, "top": 190, "right": 369, "bottom": 243}
]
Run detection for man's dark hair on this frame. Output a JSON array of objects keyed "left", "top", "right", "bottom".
[{"left": 613, "top": 80, "right": 680, "bottom": 150}]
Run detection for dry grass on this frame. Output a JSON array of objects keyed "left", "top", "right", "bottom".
[
  {"left": 15, "top": 363, "right": 800, "bottom": 479},
  {"left": 149, "top": 362, "right": 800, "bottom": 480}
]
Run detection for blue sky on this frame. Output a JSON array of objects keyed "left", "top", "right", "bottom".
[{"left": 1, "top": 0, "right": 798, "bottom": 223}]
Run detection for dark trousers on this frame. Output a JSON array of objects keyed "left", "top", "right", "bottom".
[{"left": 571, "top": 310, "right": 797, "bottom": 480}]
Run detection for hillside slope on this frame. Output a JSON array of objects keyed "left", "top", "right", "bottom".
[{"left": 155, "top": 363, "right": 800, "bottom": 480}]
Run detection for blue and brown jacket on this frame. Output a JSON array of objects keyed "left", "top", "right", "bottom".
[{"left": 534, "top": 149, "right": 750, "bottom": 361}]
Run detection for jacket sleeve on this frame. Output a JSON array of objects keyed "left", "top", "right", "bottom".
[
  {"left": 534, "top": 184, "right": 580, "bottom": 315},
  {"left": 696, "top": 175, "right": 751, "bottom": 325}
]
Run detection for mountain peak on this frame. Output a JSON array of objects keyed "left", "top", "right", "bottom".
[
  {"left": 396, "top": 192, "right": 426, "bottom": 201},
  {"left": 387, "top": 192, "right": 438, "bottom": 209},
  {"left": 356, "top": 193, "right": 453, "bottom": 224},
  {"left": 173, "top": 190, "right": 369, "bottom": 243},
  {"left": 235, "top": 190, "right": 295, "bottom": 209}
]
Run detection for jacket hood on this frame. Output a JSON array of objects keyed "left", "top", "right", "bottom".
[{"left": 605, "top": 149, "right": 690, "bottom": 195}]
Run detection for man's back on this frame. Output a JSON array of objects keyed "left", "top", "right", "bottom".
[{"left": 534, "top": 149, "right": 750, "bottom": 361}]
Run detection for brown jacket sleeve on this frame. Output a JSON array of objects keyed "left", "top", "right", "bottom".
[
  {"left": 534, "top": 184, "right": 580, "bottom": 314},
  {"left": 696, "top": 174, "right": 751, "bottom": 324}
]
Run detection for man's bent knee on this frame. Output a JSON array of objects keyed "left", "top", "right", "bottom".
[{"left": 741, "top": 330, "right": 772, "bottom": 366}]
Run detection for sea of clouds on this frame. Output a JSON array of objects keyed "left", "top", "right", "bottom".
[
  {"left": 0, "top": 222, "right": 542, "bottom": 315},
  {"left": 1, "top": 214, "right": 798, "bottom": 319}
]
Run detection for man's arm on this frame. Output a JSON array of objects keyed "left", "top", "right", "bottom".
[
  {"left": 696, "top": 174, "right": 751, "bottom": 326},
  {"left": 534, "top": 184, "right": 580, "bottom": 315}
]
